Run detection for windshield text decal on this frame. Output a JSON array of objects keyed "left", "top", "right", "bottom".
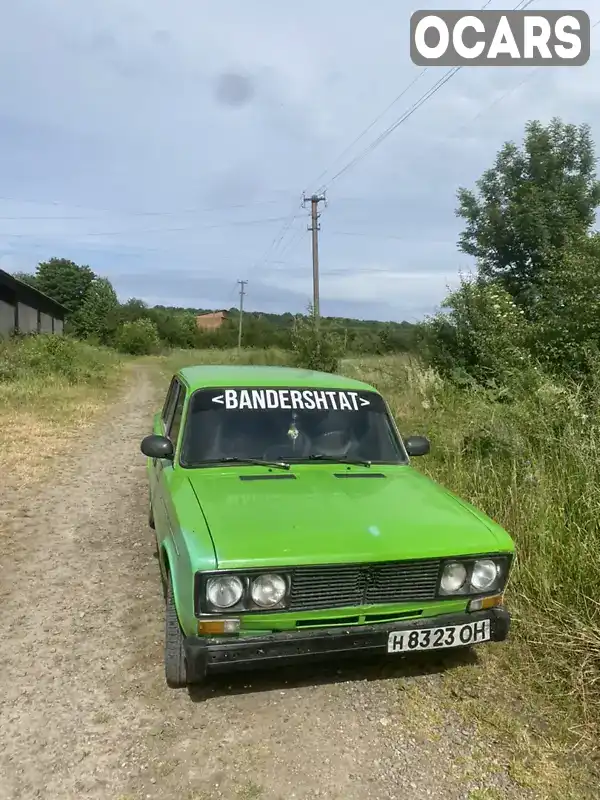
[{"left": 211, "top": 388, "right": 371, "bottom": 411}]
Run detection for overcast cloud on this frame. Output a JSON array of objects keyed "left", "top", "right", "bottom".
[{"left": 0, "top": 0, "right": 598, "bottom": 321}]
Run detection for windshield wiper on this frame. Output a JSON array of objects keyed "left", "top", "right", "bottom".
[
  {"left": 307, "top": 454, "right": 372, "bottom": 468},
  {"left": 217, "top": 457, "right": 291, "bottom": 471}
]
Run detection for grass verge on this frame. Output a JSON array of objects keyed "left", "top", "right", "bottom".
[
  {"left": 137, "top": 346, "right": 291, "bottom": 375},
  {"left": 0, "top": 334, "right": 123, "bottom": 488},
  {"left": 344, "top": 353, "right": 600, "bottom": 793}
]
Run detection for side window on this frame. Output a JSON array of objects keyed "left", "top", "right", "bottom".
[
  {"left": 161, "top": 377, "right": 178, "bottom": 429},
  {"left": 167, "top": 384, "right": 186, "bottom": 449}
]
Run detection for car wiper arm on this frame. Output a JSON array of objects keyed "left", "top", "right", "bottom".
[
  {"left": 217, "top": 457, "right": 291, "bottom": 471},
  {"left": 308, "top": 454, "right": 372, "bottom": 467}
]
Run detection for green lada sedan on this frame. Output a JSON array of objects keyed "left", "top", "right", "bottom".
[{"left": 140, "top": 364, "right": 515, "bottom": 688}]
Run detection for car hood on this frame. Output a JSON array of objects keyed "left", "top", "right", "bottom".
[{"left": 187, "top": 466, "right": 509, "bottom": 569}]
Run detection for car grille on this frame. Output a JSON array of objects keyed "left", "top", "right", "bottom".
[{"left": 288, "top": 560, "right": 441, "bottom": 611}]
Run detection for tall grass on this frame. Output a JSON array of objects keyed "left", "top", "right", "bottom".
[
  {"left": 0, "top": 335, "right": 122, "bottom": 487},
  {"left": 143, "top": 346, "right": 293, "bottom": 375},
  {"left": 347, "top": 354, "right": 600, "bottom": 738},
  {"left": 0, "top": 333, "right": 119, "bottom": 385}
]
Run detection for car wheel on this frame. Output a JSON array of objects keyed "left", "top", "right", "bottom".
[{"left": 164, "top": 576, "right": 188, "bottom": 688}]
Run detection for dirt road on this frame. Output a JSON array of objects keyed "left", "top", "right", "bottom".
[{"left": 1, "top": 365, "right": 537, "bottom": 800}]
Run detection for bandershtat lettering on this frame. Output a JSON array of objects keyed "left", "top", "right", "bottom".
[{"left": 222, "top": 388, "right": 362, "bottom": 411}]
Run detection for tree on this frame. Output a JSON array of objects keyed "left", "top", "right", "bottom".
[
  {"left": 456, "top": 118, "right": 600, "bottom": 307},
  {"left": 118, "top": 298, "right": 149, "bottom": 321},
  {"left": 34, "top": 258, "right": 95, "bottom": 316},
  {"left": 70, "top": 276, "right": 119, "bottom": 342},
  {"left": 530, "top": 234, "right": 600, "bottom": 378}
]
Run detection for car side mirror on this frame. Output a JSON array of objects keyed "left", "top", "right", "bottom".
[
  {"left": 141, "top": 434, "right": 174, "bottom": 460},
  {"left": 404, "top": 435, "right": 430, "bottom": 457}
]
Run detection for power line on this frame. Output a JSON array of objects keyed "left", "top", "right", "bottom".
[
  {"left": 315, "top": 0, "right": 536, "bottom": 193},
  {"left": 421, "top": 11, "right": 600, "bottom": 164},
  {"left": 320, "top": 266, "right": 447, "bottom": 277},
  {"left": 267, "top": 206, "right": 304, "bottom": 258},
  {"left": 250, "top": 5, "right": 530, "bottom": 274},
  {"left": 317, "top": 68, "right": 461, "bottom": 192},
  {"left": 274, "top": 222, "right": 307, "bottom": 261},
  {"left": 0, "top": 215, "right": 291, "bottom": 238},
  {"left": 451, "top": 67, "right": 540, "bottom": 137},
  {"left": 304, "top": 69, "right": 428, "bottom": 194},
  {"left": 249, "top": 195, "right": 305, "bottom": 273},
  {"left": 227, "top": 280, "right": 240, "bottom": 303},
  {"left": 251, "top": 2, "right": 501, "bottom": 272},
  {"left": 332, "top": 0, "right": 594, "bottom": 201},
  {"left": 304, "top": 0, "right": 496, "bottom": 194},
  {"left": 0, "top": 197, "right": 289, "bottom": 220},
  {"left": 0, "top": 232, "right": 316, "bottom": 265},
  {"left": 247, "top": 0, "right": 540, "bottom": 290},
  {"left": 327, "top": 230, "right": 449, "bottom": 242}
]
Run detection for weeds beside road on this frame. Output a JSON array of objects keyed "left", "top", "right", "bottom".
[
  {"left": 0, "top": 335, "right": 123, "bottom": 489},
  {"left": 344, "top": 355, "right": 600, "bottom": 749}
]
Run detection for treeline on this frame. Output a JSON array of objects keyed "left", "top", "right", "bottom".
[{"left": 12, "top": 260, "right": 421, "bottom": 356}]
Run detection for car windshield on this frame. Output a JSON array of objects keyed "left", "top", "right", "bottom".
[{"left": 180, "top": 386, "right": 407, "bottom": 467}]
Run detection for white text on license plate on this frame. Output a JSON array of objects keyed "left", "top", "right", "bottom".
[{"left": 387, "top": 620, "right": 491, "bottom": 653}]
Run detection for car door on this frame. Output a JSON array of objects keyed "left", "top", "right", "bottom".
[
  {"left": 150, "top": 378, "right": 181, "bottom": 546},
  {"left": 156, "top": 380, "right": 186, "bottom": 561},
  {"left": 150, "top": 377, "right": 179, "bottom": 506}
]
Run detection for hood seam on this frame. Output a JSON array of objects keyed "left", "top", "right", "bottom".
[
  {"left": 187, "top": 477, "right": 219, "bottom": 568},
  {"left": 445, "top": 491, "right": 501, "bottom": 547}
]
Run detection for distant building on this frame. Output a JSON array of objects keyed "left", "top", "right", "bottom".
[
  {"left": 0, "top": 269, "right": 68, "bottom": 338},
  {"left": 195, "top": 310, "right": 229, "bottom": 331}
]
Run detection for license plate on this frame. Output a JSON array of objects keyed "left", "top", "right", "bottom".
[{"left": 387, "top": 619, "right": 491, "bottom": 653}]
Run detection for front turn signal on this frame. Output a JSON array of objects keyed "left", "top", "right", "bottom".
[
  {"left": 197, "top": 618, "right": 240, "bottom": 635},
  {"left": 468, "top": 594, "right": 503, "bottom": 612}
]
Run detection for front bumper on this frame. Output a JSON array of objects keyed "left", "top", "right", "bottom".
[{"left": 183, "top": 607, "right": 510, "bottom": 682}]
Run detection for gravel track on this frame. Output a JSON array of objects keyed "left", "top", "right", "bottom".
[{"left": 0, "top": 365, "right": 533, "bottom": 800}]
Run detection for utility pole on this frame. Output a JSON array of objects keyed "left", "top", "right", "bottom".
[
  {"left": 303, "top": 193, "right": 326, "bottom": 321},
  {"left": 237, "top": 279, "right": 247, "bottom": 350}
]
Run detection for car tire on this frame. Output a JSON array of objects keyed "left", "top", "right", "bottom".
[
  {"left": 164, "top": 576, "right": 188, "bottom": 689},
  {"left": 149, "top": 501, "right": 155, "bottom": 529},
  {"left": 153, "top": 537, "right": 167, "bottom": 598}
]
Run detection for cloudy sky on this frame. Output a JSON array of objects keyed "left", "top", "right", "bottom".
[{"left": 0, "top": 0, "right": 598, "bottom": 322}]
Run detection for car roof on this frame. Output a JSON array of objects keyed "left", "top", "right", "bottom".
[{"left": 176, "top": 364, "right": 379, "bottom": 393}]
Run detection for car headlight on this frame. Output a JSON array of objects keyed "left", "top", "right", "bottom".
[
  {"left": 438, "top": 555, "right": 510, "bottom": 596},
  {"left": 471, "top": 558, "right": 500, "bottom": 591},
  {"left": 251, "top": 574, "right": 287, "bottom": 608},
  {"left": 206, "top": 575, "right": 244, "bottom": 609},
  {"left": 440, "top": 561, "right": 468, "bottom": 593}
]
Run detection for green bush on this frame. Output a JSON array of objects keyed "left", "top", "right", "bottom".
[
  {"left": 424, "top": 277, "right": 536, "bottom": 391},
  {"left": 114, "top": 319, "right": 161, "bottom": 355},
  {"left": 0, "top": 333, "right": 118, "bottom": 385},
  {"left": 151, "top": 310, "right": 199, "bottom": 349},
  {"left": 290, "top": 309, "right": 345, "bottom": 373}
]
